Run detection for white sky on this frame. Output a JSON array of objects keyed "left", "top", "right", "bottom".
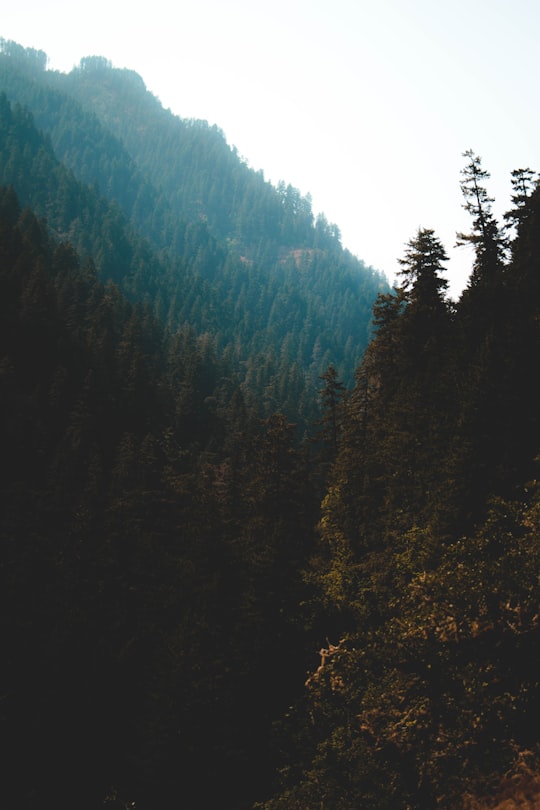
[{"left": 2, "top": 0, "right": 539, "bottom": 297}]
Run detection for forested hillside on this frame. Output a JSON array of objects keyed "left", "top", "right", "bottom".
[
  {"left": 0, "top": 39, "right": 386, "bottom": 428},
  {"left": 2, "top": 37, "right": 540, "bottom": 810},
  {"left": 0, "top": 183, "right": 325, "bottom": 809},
  {"left": 258, "top": 156, "right": 540, "bottom": 809}
]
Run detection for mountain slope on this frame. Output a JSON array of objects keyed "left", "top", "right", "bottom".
[{"left": 0, "top": 40, "right": 387, "bottom": 427}]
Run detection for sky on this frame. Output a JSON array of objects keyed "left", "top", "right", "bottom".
[{"left": 2, "top": 0, "right": 540, "bottom": 297}]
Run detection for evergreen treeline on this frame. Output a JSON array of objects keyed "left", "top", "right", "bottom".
[
  {"left": 259, "top": 155, "right": 540, "bottom": 809},
  {"left": 0, "top": 39, "right": 386, "bottom": 429},
  {"left": 2, "top": 37, "right": 540, "bottom": 810}
]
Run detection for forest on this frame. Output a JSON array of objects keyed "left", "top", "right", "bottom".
[{"left": 2, "top": 38, "right": 540, "bottom": 810}]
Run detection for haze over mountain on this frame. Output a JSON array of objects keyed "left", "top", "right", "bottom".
[
  {"left": 0, "top": 39, "right": 387, "bottom": 430},
  {"left": 3, "top": 0, "right": 539, "bottom": 300}
]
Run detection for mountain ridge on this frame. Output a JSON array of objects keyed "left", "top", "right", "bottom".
[{"left": 0, "top": 38, "right": 387, "bottom": 428}]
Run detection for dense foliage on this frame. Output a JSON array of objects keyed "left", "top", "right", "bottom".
[
  {"left": 0, "top": 185, "right": 322, "bottom": 809},
  {"left": 2, "top": 38, "right": 540, "bottom": 810},
  {"left": 259, "top": 156, "right": 540, "bottom": 809}
]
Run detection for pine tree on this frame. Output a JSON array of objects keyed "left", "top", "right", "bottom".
[
  {"left": 456, "top": 149, "right": 507, "bottom": 288},
  {"left": 315, "top": 364, "right": 346, "bottom": 469}
]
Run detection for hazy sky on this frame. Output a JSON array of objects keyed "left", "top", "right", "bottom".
[{"left": 2, "top": 0, "right": 539, "bottom": 296}]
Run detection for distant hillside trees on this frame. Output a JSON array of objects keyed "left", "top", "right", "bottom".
[{"left": 0, "top": 43, "right": 387, "bottom": 431}]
